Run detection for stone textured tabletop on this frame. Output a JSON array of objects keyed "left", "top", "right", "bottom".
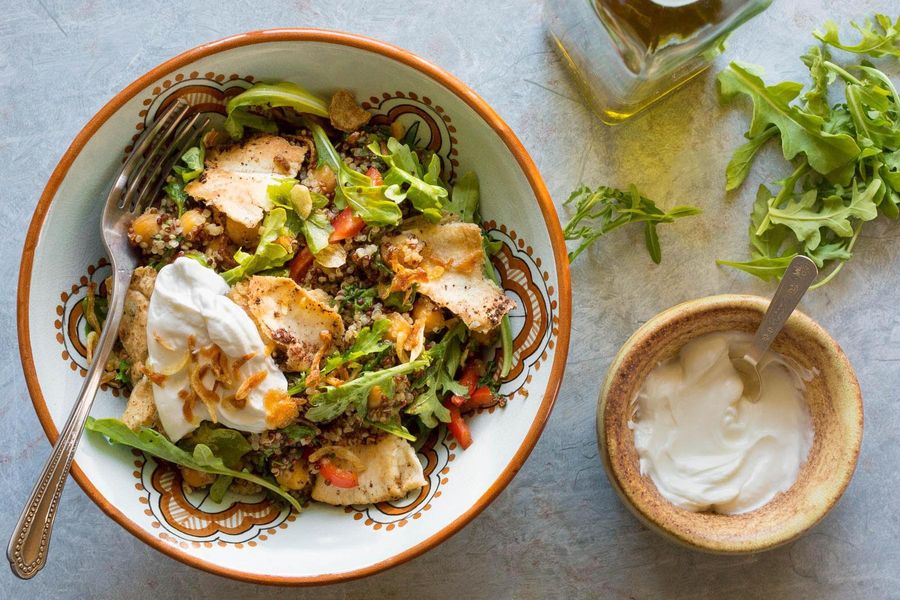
[{"left": 2, "top": 1, "right": 898, "bottom": 598}]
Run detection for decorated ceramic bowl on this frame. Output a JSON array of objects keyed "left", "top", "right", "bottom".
[
  {"left": 598, "top": 295, "right": 862, "bottom": 553},
  {"left": 18, "top": 29, "right": 571, "bottom": 584}
]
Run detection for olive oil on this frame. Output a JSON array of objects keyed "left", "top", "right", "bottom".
[{"left": 545, "top": 0, "right": 771, "bottom": 123}]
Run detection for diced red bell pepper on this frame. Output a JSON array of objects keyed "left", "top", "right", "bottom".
[
  {"left": 317, "top": 459, "right": 358, "bottom": 488},
  {"left": 468, "top": 386, "right": 494, "bottom": 408},
  {"left": 458, "top": 363, "right": 479, "bottom": 396},
  {"left": 449, "top": 363, "right": 480, "bottom": 407},
  {"left": 365, "top": 166, "right": 384, "bottom": 186},
  {"left": 329, "top": 207, "right": 366, "bottom": 242},
  {"left": 446, "top": 405, "right": 472, "bottom": 449},
  {"left": 289, "top": 247, "right": 314, "bottom": 282}
]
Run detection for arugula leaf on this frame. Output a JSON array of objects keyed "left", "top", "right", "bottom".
[
  {"left": 85, "top": 417, "right": 302, "bottom": 512},
  {"left": 717, "top": 255, "right": 798, "bottom": 281},
  {"left": 338, "top": 283, "right": 378, "bottom": 314},
  {"left": 221, "top": 208, "right": 297, "bottom": 284},
  {"left": 306, "top": 120, "right": 402, "bottom": 226},
  {"left": 369, "top": 419, "right": 417, "bottom": 442},
  {"left": 322, "top": 319, "right": 391, "bottom": 375},
  {"left": 209, "top": 475, "right": 233, "bottom": 503},
  {"left": 814, "top": 14, "right": 900, "bottom": 58},
  {"left": 305, "top": 356, "right": 430, "bottom": 423},
  {"left": 114, "top": 358, "right": 132, "bottom": 387},
  {"left": 279, "top": 423, "right": 318, "bottom": 443},
  {"left": 800, "top": 46, "right": 834, "bottom": 118},
  {"left": 447, "top": 171, "right": 480, "bottom": 222},
  {"left": 163, "top": 179, "right": 188, "bottom": 216},
  {"left": 725, "top": 126, "right": 778, "bottom": 191},
  {"left": 226, "top": 81, "right": 329, "bottom": 119},
  {"left": 766, "top": 180, "right": 880, "bottom": 251},
  {"left": 174, "top": 146, "right": 204, "bottom": 183},
  {"left": 367, "top": 138, "right": 449, "bottom": 221},
  {"left": 178, "top": 422, "right": 251, "bottom": 470},
  {"left": 223, "top": 109, "right": 278, "bottom": 140},
  {"left": 163, "top": 145, "right": 206, "bottom": 215},
  {"left": 717, "top": 61, "right": 860, "bottom": 182},
  {"left": 482, "top": 238, "right": 513, "bottom": 378},
  {"left": 406, "top": 323, "right": 468, "bottom": 428},
  {"left": 563, "top": 184, "right": 701, "bottom": 263}
]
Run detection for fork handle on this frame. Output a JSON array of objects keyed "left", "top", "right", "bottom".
[
  {"left": 748, "top": 255, "right": 818, "bottom": 363},
  {"left": 8, "top": 276, "right": 128, "bottom": 579}
]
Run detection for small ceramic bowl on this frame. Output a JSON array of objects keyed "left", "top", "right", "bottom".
[
  {"left": 18, "top": 29, "right": 571, "bottom": 584},
  {"left": 598, "top": 294, "right": 862, "bottom": 553}
]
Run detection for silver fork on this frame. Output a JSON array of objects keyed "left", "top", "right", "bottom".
[{"left": 8, "top": 99, "right": 209, "bottom": 579}]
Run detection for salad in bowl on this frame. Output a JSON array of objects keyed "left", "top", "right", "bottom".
[
  {"left": 86, "top": 81, "right": 517, "bottom": 512},
  {"left": 20, "top": 30, "right": 569, "bottom": 583}
]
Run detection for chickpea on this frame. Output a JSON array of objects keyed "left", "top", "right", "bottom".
[
  {"left": 367, "top": 385, "right": 385, "bottom": 409},
  {"left": 275, "top": 460, "right": 310, "bottom": 491},
  {"left": 178, "top": 209, "right": 206, "bottom": 239},
  {"left": 180, "top": 467, "right": 215, "bottom": 488},
  {"left": 290, "top": 184, "right": 313, "bottom": 219},
  {"left": 225, "top": 217, "right": 260, "bottom": 247},
  {"left": 312, "top": 164, "right": 336, "bottom": 195},
  {"left": 412, "top": 298, "right": 446, "bottom": 333},
  {"left": 131, "top": 211, "right": 160, "bottom": 240},
  {"left": 390, "top": 120, "right": 406, "bottom": 140},
  {"left": 275, "top": 235, "right": 295, "bottom": 252}
]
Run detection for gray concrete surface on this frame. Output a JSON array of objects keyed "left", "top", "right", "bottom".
[{"left": 1, "top": 1, "right": 898, "bottom": 598}]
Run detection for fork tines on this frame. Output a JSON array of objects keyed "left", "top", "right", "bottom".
[{"left": 117, "top": 99, "right": 209, "bottom": 214}]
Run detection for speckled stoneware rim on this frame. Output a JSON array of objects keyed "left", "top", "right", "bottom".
[
  {"left": 18, "top": 29, "right": 572, "bottom": 585},
  {"left": 597, "top": 294, "right": 863, "bottom": 554}
]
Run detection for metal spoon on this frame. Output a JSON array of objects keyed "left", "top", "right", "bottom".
[{"left": 732, "top": 255, "right": 818, "bottom": 402}]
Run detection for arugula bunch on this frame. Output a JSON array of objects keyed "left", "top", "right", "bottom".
[
  {"left": 563, "top": 184, "right": 701, "bottom": 263},
  {"left": 718, "top": 14, "right": 900, "bottom": 286}
]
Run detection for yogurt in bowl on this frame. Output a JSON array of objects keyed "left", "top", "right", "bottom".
[{"left": 597, "top": 294, "right": 862, "bottom": 554}]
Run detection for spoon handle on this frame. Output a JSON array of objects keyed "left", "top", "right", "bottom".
[{"left": 749, "top": 255, "right": 818, "bottom": 362}]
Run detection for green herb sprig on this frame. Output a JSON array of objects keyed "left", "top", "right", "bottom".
[{"left": 563, "top": 184, "right": 701, "bottom": 264}]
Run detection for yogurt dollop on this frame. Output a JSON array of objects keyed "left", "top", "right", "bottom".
[
  {"left": 630, "top": 332, "right": 813, "bottom": 514},
  {"left": 145, "top": 257, "right": 289, "bottom": 441}
]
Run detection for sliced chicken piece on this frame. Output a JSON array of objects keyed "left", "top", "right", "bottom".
[
  {"left": 184, "top": 134, "right": 307, "bottom": 230},
  {"left": 118, "top": 266, "right": 156, "bottom": 380},
  {"left": 228, "top": 276, "right": 344, "bottom": 372},
  {"left": 121, "top": 377, "right": 158, "bottom": 431},
  {"left": 382, "top": 219, "right": 515, "bottom": 333},
  {"left": 311, "top": 435, "right": 426, "bottom": 505}
]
